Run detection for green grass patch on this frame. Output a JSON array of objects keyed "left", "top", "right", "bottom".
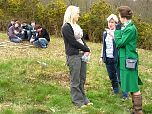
[{"left": 0, "top": 32, "right": 152, "bottom": 114}]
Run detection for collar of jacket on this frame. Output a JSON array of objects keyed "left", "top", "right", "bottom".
[
  {"left": 121, "top": 20, "right": 133, "bottom": 31},
  {"left": 121, "top": 20, "right": 132, "bottom": 30}
]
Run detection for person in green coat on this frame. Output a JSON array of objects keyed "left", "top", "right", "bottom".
[{"left": 114, "top": 6, "right": 143, "bottom": 114}]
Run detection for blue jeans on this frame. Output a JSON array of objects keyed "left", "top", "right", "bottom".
[
  {"left": 10, "top": 37, "right": 22, "bottom": 43},
  {"left": 33, "top": 38, "right": 48, "bottom": 48},
  {"left": 105, "top": 58, "right": 119, "bottom": 94}
]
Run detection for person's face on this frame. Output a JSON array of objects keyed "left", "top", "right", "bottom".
[
  {"left": 31, "top": 22, "right": 35, "bottom": 27},
  {"left": 11, "top": 21, "right": 15, "bottom": 24},
  {"left": 108, "top": 19, "right": 116, "bottom": 30},
  {"left": 36, "top": 28, "right": 42, "bottom": 32},
  {"left": 73, "top": 9, "right": 80, "bottom": 23},
  {"left": 14, "top": 23, "right": 19, "bottom": 28}
]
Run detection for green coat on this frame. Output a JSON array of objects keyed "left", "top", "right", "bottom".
[{"left": 114, "top": 21, "right": 141, "bottom": 92}]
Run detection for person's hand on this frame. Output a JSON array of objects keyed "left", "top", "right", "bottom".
[
  {"left": 84, "top": 52, "right": 90, "bottom": 56},
  {"left": 99, "top": 58, "right": 103, "bottom": 65},
  {"left": 14, "top": 30, "right": 19, "bottom": 34},
  {"left": 30, "top": 38, "right": 35, "bottom": 43},
  {"left": 116, "top": 23, "right": 121, "bottom": 30},
  {"left": 21, "top": 30, "right": 25, "bottom": 34},
  {"left": 17, "top": 37, "right": 21, "bottom": 40}
]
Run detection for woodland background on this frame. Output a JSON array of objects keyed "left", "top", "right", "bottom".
[{"left": 0, "top": 1, "right": 152, "bottom": 113}]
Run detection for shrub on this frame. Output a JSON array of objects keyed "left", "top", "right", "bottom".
[
  {"left": 134, "top": 17, "right": 152, "bottom": 50},
  {"left": 79, "top": 0, "right": 111, "bottom": 42}
]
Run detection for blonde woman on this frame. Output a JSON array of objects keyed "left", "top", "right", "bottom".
[{"left": 61, "top": 6, "right": 92, "bottom": 108}]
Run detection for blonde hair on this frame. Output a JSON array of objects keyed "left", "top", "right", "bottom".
[{"left": 63, "top": 5, "right": 79, "bottom": 25}]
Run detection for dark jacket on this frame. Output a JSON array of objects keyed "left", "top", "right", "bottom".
[
  {"left": 35, "top": 28, "right": 50, "bottom": 42},
  {"left": 61, "top": 23, "right": 90, "bottom": 56},
  {"left": 102, "top": 31, "right": 118, "bottom": 63}
]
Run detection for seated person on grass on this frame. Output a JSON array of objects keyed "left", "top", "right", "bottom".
[
  {"left": 28, "top": 21, "right": 36, "bottom": 41},
  {"left": 30, "top": 24, "right": 50, "bottom": 48},
  {"left": 21, "top": 21, "right": 36, "bottom": 41},
  {"left": 8, "top": 21, "right": 24, "bottom": 43}
]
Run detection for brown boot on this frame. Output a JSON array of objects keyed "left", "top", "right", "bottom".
[{"left": 132, "top": 94, "right": 143, "bottom": 114}]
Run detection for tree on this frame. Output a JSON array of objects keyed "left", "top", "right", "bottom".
[
  {"left": 46, "top": 0, "right": 66, "bottom": 36},
  {"left": 79, "top": 0, "right": 112, "bottom": 42}
]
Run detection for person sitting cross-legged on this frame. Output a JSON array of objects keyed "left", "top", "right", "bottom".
[
  {"left": 8, "top": 21, "right": 24, "bottom": 43},
  {"left": 30, "top": 24, "right": 50, "bottom": 48}
]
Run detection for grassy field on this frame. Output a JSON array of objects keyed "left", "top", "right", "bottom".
[{"left": 0, "top": 33, "right": 152, "bottom": 114}]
